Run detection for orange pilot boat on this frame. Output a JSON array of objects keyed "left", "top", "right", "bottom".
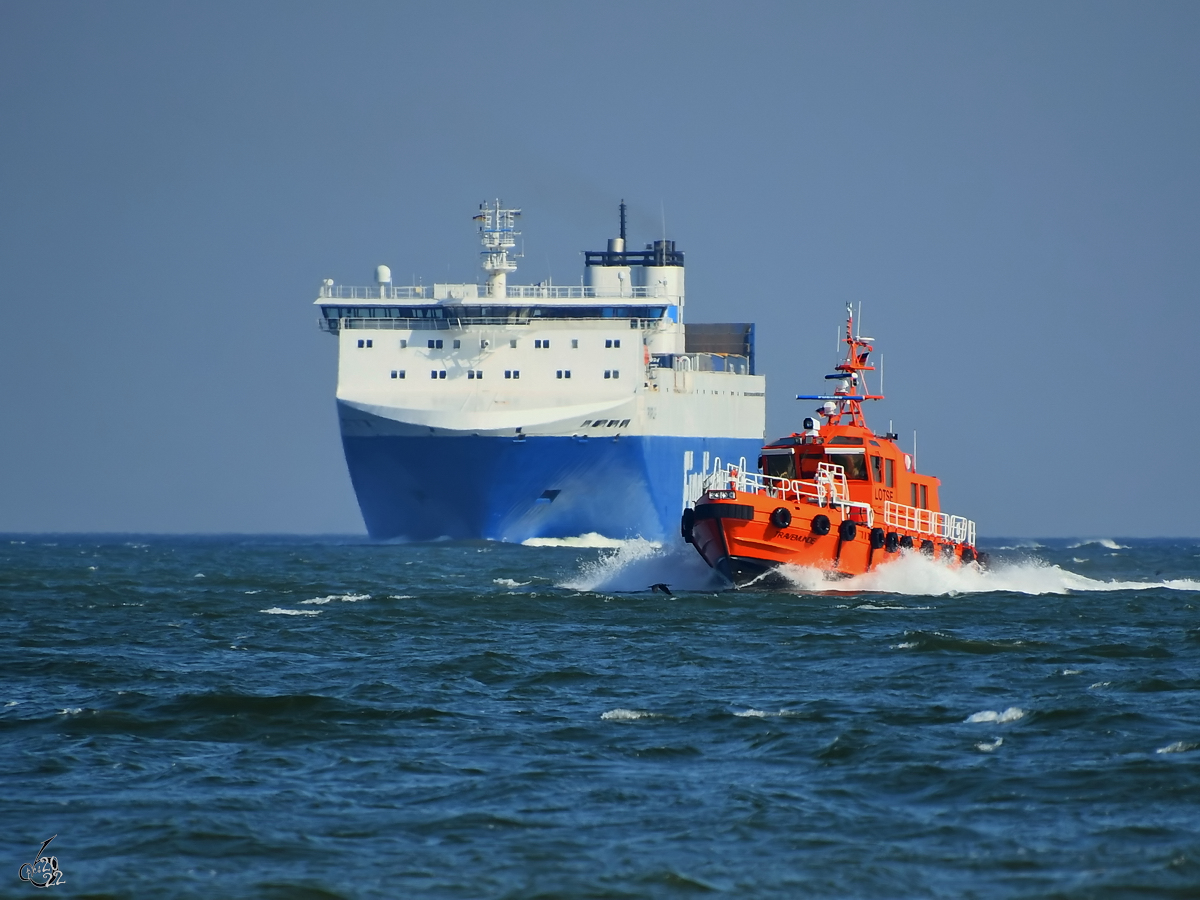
[{"left": 681, "top": 306, "right": 981, "bottom": 587}]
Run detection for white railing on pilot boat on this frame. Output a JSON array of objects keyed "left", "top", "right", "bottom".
[
  {"left": 703, "top": 460, "right": 875, "bottom": 528},
  {"left": 883, "top": 501, "right": 976, "bottom": 545}
]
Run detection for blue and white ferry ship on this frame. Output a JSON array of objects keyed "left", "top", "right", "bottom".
[{"left": 316, "top": 201, "right": 766, "bottom": 542}]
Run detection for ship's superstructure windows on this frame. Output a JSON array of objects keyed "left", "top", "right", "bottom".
[
  {"left": 556, "top": 370, "right": 572, "bottom": 379},
  {"left": 534, "top": 339, "right": 551, "bottom": 349},
  {"left": 603, "top": 369, "right": 620, "bottom": 379},
  {"left": 510, "top": 339, "right": 518, "bottom": 348},
  {"left": 357, "top": 339, "right": 374, "bottom": 348},
  {"left": 430, "top": 370, "right": 446, "bottom": 379},
  {"left": 428, "top": 339, "right": 443, "bottom": 349},
  {"left": 390, "top": 370, "right": 406, "bottom": 379},
  {"left": 399, "top": 340, "right": 407, "bottom": 348},
  {"left": 620, "top": 419, "right": 630, "bottom": 427},
  {"left": 505, "top": 370, "right": 521, "bottom": 379},
  {"left": 605, "top": 339, "right": 622, "bottom": 349},
  {"left": 467, "top": 370, "right": 483, "bottom": 379},
  {"left": 453, "top": 339, "right": 461, "bottom": 349},
  {"left": 885, "top": 458, "right": 895, "bottom": 488},
  {"left": 572, "top": 339, "right": 579, "bottom": 348},
  {"left": 592, "top": 420, "right": 605, "bottom": 428}
]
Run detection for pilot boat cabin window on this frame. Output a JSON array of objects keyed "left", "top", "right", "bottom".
[
  {"left": 762, "top": 453, "right": 796, "bottom": 480},
  {"left": 825, "top": 452, "right": 868, "bottom": 480},
  {"left": 910, "top": 483, "right": 928, "bottom": 508},
  {"left": 885, "top": 458, "right": 895, "bottom": 488},
  {"left": 870, "top": 456, "right": 884, "bottom": 483},
  {"left": 795, "top": 452, "right": 868, "bottom": 480}
]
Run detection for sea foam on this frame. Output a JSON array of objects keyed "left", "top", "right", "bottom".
[
  {"left": 966, "top": 707, "right": 1025, "bottom": 724},
  {"left": 780, "top": 552, "right": 1200, "bottom": 597}
]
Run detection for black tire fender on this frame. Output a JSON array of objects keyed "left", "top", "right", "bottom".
[
  {"left": 838, "top": 519, "right": 857, "bottom": 542},
  {"left": 899, "top": 534, "right": 914, "bottom": 550},
  {"left": 869, "top": 527, "right": 885, "bottom": 549},
  {"left": 770, "top": 507, "right": 792, "bottom": 529},
  {"left": 811, "top": 514, "right": 831, "bottom": 536},
  {"left": 885, "top": 532, "right": 900, "bottom": 553},
  {"left": 680, "top": 507, "right": 695, "bottom": 544},
  {"left": 961, "top": 546, "right": 975, "bottom": 563}
]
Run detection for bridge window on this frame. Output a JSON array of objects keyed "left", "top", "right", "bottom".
[
  {"left": 390, "top": 370, "right": 405, "bottom": 379},
  {"left": 428, "top": 339, "right": 443, "bottom": 349}
]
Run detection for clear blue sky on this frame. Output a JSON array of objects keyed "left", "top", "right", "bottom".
[{"left": 2, "top": 1, "right": 1197, "bottom": 536}]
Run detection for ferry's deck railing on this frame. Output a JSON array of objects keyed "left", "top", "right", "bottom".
[
  {"left": 317, "top": 283, "right": 668, "bottom": 301},
  {"left": 883, "top": 502, "right": 976, "bottom": 545},
  {"left": 320, "top": 316, "right": 669, "bottom": 332}
]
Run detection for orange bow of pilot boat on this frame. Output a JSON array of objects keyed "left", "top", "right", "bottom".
[{"left": 681, "top": 306, "right": 981, "bottom": 587}]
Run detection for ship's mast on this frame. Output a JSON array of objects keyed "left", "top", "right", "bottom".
[
  {"left": 797, "top": 304, "right": 882, "bottom": 428},
  {"left": 474, "top": 200, "right": 521, "bottom": 298}
]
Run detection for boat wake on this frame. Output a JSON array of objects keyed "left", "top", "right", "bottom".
[
  {"left": 779, "top": 552, "right": 1200, "bottom": 596},
  {"left": 523, "top": 533, "right": 653, "bottom": 549},
  {"left": 560, "top": 540, "right": 727, "bottom": 593},
  {"left": 562, "top": 542, "right": 1200, "bottom": 597}
]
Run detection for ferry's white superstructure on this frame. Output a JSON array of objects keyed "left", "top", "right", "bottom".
[{"left": 316, "top": 201, "right": 766, "bottom": 542}]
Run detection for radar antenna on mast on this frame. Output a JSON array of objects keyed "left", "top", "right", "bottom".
[{"left": 474, "top": 200, "right": 521, "bottom": 298}]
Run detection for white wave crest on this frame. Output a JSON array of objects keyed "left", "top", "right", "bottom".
[
  {"left": 600, "top": 708, "right": 657, "bottom": 721},
  {"left": 493, "top": 578, "right": 531, "bottom": 587},
  {"left": 1156, "top": 741, "right": 1197, "bottom": 754},
  {"left": 734, "top": 708, "right": 797, "bottom": 718},
  {"left": 561, "top": 540, "right": 725, "bottom": 593},
  {"left": 300, "top": 593, "right": 369, "bottom": 605},
  {"left": 1068, "top": 539, "right": 1130, "bottom": 550},
  {"left": 524, "top": 533, "right": 651, "bottom": 549},
  {"left": 966, "top": 707, "right": 1025, "bottom": 724},
  {"left": 261, "top": 607, "right": 322, "bottom": 616},
  {"left": 59, "top": 707, "right": 84, "bottom": 715},
  {"left": 975, "top": 737, "right": 1004, "bottom": 752},
  {"left": 779, "top": 552, "right": 1200, "bottom": 597}
]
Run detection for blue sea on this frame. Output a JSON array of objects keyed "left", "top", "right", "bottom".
[{"left": 2, "top": 535, "right": 1198, "bottom": 899}]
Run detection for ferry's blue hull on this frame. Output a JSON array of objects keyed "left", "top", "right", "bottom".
[{"left": 341, "top": 430, "right": 762, "bottom": 543}]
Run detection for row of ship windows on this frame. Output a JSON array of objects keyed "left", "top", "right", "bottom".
[
  {"left": 582, "top": 418, "right": 631, "bottom": 428},
  {"left": 390, "top": 369, "right": 619, "bottom": 380},
  {"left": 358, "top": 338, "right": 622, "bottom": 350}
]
